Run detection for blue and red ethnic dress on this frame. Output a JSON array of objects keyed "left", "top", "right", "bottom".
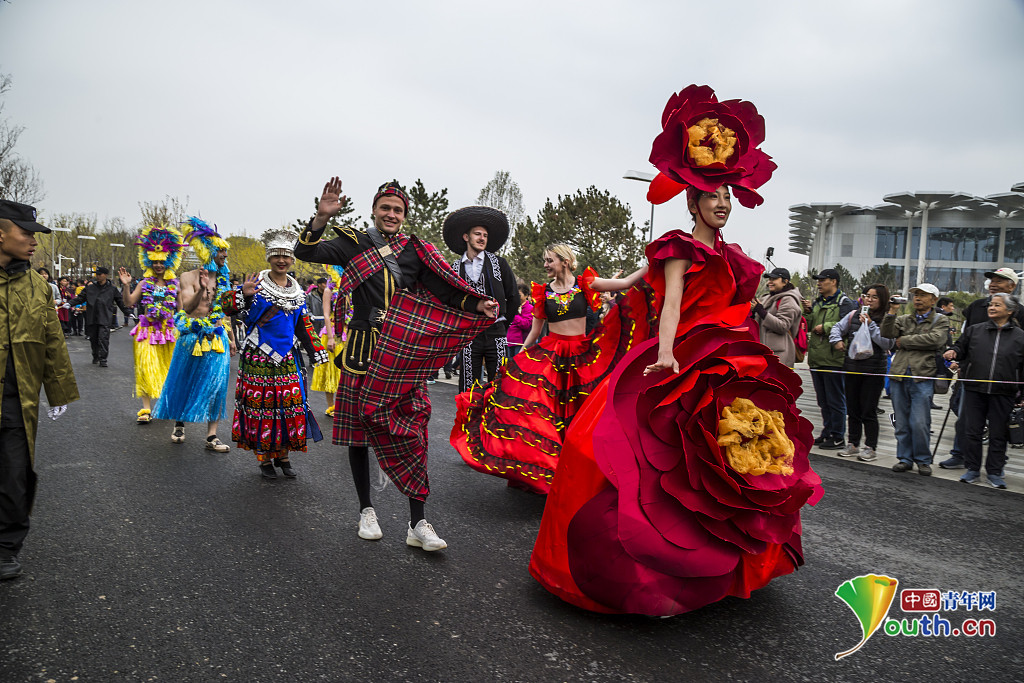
[
  {"left": 451, "top": 268, "right": 660, "bottom": 494},
  {"left": 221, "top": 272, "right": 328, "bottom": 460}
]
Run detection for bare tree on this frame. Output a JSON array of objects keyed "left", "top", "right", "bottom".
[
  {"left": 477, "top": 170, "right": 525, "bottom": 230},
  {"left": 0, "top": 70, "right": 45, "bottom": 204},
  {"left": 138, "top": 196, "right": 190, "bottom": 229}
]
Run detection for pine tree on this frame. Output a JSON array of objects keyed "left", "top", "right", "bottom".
[
  {"left": 857, "top": 262, "right": 901, "bottom": 295},
  {"left": 291, "top": 195, "right": 360, "bottom": 236},
  {"left": 404, "top": 179, "right": 450, "bottom": 256},
  {"left": 537, "top": 186, "right": 646, "bottom": 279}
]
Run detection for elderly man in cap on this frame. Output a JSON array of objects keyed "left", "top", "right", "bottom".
[
  {"left": 752, "top": 266, "right": 803, "bottom": 367},
  {"left": 443, "top": 206, "right": 520, "bottom": 392},
  {"left": 0, "top": 200, "right": 79, "bottom": 580},
  {"left": 882, "top": 283, "right": 951, "bottom": 476},
  {"left": 802, "top": 268, "right": 857, "bottom": 449},
  {"left": 294, "top": 177, "right": 497, "bottom": 552},
  {"left": 939, "top": 267, "right": 1024, "bottom": 470}
]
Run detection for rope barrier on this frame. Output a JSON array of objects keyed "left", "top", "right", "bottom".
[{"left": 806, "top": 367, "right": 1024, "bottom": 385}]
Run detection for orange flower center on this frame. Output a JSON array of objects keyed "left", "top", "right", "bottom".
[
  {"left": 686, "top": 117, "right": 737, "bottom": 167},
  {"left": 716, "top": 397, "right": 795, "bottom": 476}
]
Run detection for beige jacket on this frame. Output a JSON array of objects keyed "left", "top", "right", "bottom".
[{"left": 757, "top": 288, "right": 803, "bottom": 367}]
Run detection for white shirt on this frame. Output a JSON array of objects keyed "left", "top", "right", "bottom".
[{"left": 460, "top": 251, "right": 486, "bottom": 283}]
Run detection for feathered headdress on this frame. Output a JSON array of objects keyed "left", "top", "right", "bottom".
[
  {"left": 182, "top": 216, "right": 229, "bottom": 268},
  {"left": 136, "top": 225, "right": 185, "bottom": 279},
  {"left": 324, "top": 263, "right": 344, "bottom": 288}
]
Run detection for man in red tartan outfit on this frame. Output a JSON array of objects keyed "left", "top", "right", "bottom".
[{"left": 294, "top": 177, "right": 497, "bottom": 551}]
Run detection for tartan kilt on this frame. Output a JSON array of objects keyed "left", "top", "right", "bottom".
[
  {"left": 333, "top": 370, "right": 368, "bottom": 447},
  {"left": 359, "top": 288, "right": 494, "bottom": 500}
]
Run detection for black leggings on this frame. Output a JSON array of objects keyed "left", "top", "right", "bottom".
[
  {"left": 349, "top": 446, "right": 425, "bottom": 524},
  {"left": 844, "top": 373, "right": 885, "bottom": 449}
]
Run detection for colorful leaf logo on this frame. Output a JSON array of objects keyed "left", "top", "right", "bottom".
[{"left": 834, "top": 574, "right": 899, "bottom": 660}]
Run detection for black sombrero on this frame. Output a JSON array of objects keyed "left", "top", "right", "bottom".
[{"left": 442, "top": 206, "right": 510, "bottom": 254}]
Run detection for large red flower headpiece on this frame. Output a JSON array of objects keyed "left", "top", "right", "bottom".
[
  {"left": 647, "top": 84, "right": 777, "bottom": 209},
  {"left": 566, "top": 327, "right": 822, "bottom": 615}
]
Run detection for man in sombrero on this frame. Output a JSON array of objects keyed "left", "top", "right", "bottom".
[
  {"left": 294, "top": 177, "right": 498, "bottom": 552},
  {"left": 443, "top": 206, "right": 520, "bottom": 393}
]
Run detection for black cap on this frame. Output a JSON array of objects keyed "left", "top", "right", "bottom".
[
  {"left": 0, "top": 199, "right": 51, "bottom": 233},
  {"left": 763, "top": 267, "right": 791, "bottom": 280},
  {"left": 814, "top": 268, "right": 840, "bottom": 281}
]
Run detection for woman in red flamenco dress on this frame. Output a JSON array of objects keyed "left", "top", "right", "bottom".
[
  {"left": 451, "top": 244, "right": 650, "bottom": 494},
  {"left": 529, "top": 84, "right": 824, "bottom": 616}
]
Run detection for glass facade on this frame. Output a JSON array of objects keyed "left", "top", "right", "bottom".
[
  {"left": 875, "top": 226, "right": 1001, "bottom": 261},
  {"left": 1005, "top": 228, "right": 1024, "bottom": 263},
  {"left": 923, "top": 267, "right": 990, "bottom": 293},
  {"left": 926, "top": 227, "right": 999, "bottom": 261},
  {"left": 875, "top": 225, "right": 905, "bottom": 259}
]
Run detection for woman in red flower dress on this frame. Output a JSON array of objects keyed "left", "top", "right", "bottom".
[
  {"left": 451, "top": 244, "right": 649, "bottom": 494},
  {"left": 529, "top": 85, "right": 824, "bottom": 616}
]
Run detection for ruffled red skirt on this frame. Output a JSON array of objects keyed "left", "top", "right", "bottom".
[
  {"left": 452, "top": 285, "right": 661, "bottom": 494},
  {"left": 451, "top": 332, "right": 610, "bottom": 494},
  {"left": 529, "top": 231, "right": 823, "bottom": 616}
]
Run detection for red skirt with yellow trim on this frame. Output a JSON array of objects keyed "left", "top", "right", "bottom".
[{"left": 451, "top": 283, "right": 661, "bottom": 494}]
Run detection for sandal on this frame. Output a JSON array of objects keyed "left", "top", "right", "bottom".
[
  {"left": 137, "top": 409, "right": 152, "bottom": 425},
  {"left": 205, "top": 436, "right": 230, "bottom": 453},
  {"left": 325, "top": 406, "right": 335, "bottom": 417},
  {"left": 171, "top": 424, "right": 185, "bottom": 443}
]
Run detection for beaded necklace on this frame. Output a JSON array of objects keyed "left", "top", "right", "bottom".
[{"left": 132, "top": 277, "right": 178, "bottom": 345}]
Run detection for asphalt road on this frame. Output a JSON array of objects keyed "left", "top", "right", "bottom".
[{"left": 2, "top": 330, "right": 1021, "bottom": 682}]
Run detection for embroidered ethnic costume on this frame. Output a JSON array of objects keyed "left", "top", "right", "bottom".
[
  {"left": 152, "top": 217, "right": 232, "bottom": 424},
  {"left": 130, "top": 225, "right": 184, "bottom": 401},
  {"left": 442, "top": 206, "right": 520, "bottom": 393},
  {"left": 222, "top": 269, "right": 327, "bottom": 460},
  {"left": 451, "top": 268, "right": 659, "bottom": 494},
  {"left": 527, "top": 84, "right": 823, "bottom": 616}
]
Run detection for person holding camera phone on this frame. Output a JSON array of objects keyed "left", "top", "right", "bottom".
[
  {"left": 881, "top": 283, "right": 950, "bottom": 476},
  {"left": 828, "top": 285, "right": 895, "bottom": 461},
  {"left": 752, "top": 267, "right": 803, "bottom": 367}
]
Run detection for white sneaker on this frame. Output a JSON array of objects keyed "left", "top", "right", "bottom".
[
  {"left": 858, "top": 446, "right": 878, "bottom": 462},
  {"left": 406, "top": 520, "right": 447, "bottom": 551},
  {"left": 837, "top": 443, "right": 860, "bottom": 457},
  {"left": 358, "top": 507, "right": 383, "bottom": 540}
]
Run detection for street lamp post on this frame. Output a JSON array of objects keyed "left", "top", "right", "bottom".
[
  {"left": 77, "top": 235, "right": 97, "bottom": 279},
  {"left": 49, "top": 227, "right": 72, "bottom": 272},
  {"left": 109, "top": 243, "right": 125, "bottom": 274},
  {"left": 57, "top": 255, "right": 75, "bottom": 279},
  {"left": 623, "top": 170, "right": 657, "bottom": 241}
]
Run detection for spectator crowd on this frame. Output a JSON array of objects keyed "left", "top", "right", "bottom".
[{"left": 755, "top": 265, "right": 1022, "bottom": 489}]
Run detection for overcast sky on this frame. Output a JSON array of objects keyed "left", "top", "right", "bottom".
[{"left": 1, "top": 0, "right": 1022, "bottom": 272}]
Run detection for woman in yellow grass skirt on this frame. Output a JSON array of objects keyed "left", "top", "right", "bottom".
[
  {"left": 118, "top": 224, "right": 185, "bottom": 424},
  {"left": 310, "top": 268, "right": 349, "bottom": 415}
]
